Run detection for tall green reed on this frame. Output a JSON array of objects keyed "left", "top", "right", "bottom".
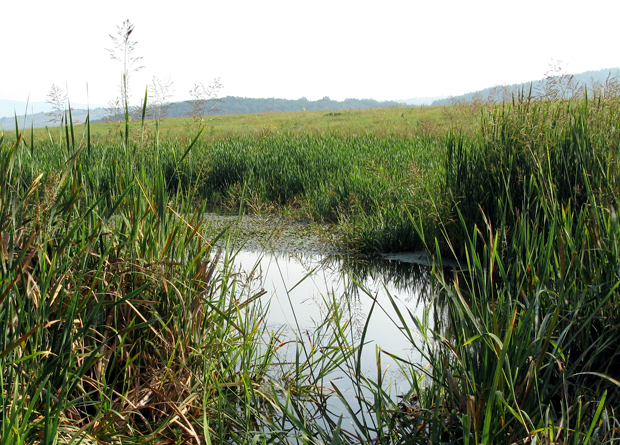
[
  {"left": 405, "top": 95, "right": 620, "bottom": 444},
  {"left": 0, "top": 102, "right": 335, "bottom": 444},
  {"left": 443, "top": 96, "right": 619, "bottom": 252}
]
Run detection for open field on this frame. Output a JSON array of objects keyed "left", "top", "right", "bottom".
[
  {"left": 1, "top": 96, "right": 619, "bottom": 443},
  {"left": 4, "top": 105, "right": 457, "bottom": 143}
]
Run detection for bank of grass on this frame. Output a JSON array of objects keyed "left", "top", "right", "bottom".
[
  {"left": 6, "top": 105, "right": 469, "bottom": 253},
  {"left": 2, "top": 92, "right": 620, "bottom": 444},
  {"left": 407, "top": 95, "right": 620, "bottom": 443}
]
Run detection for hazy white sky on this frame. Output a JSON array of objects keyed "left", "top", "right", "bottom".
[{"left": 3, "top": 0, "right": 619, "bottom": 107}]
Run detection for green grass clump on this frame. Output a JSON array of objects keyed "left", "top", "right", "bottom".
[
  {"left": 16, "top": 130, "right": 445, "bottom": 253},
  {"left": 196, "top": 133, "right": 442, "bottom": 251},
  {"left": 404, "top": 184, "right": 620, "bottom": 443},
  {"left": 442, "top": 96, "right": 620, "bottom": 252}
]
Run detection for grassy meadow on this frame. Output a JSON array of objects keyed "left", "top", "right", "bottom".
[
  {"left": 1, "top": 93, "right": 620, "bottom": 444},
  {"left": 9, "top": 106, "right": 449, "bottom": 143}
]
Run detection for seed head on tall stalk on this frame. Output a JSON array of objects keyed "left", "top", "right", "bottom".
[
  {"left": 148, "top": 75, "right": 175, "bottom": 124},
  {"left": 45, "top": 83, "right": 68, "bottom": 124},
  {"left": 187, "top": 78, "right": 223, "bottom": 128},
  {"left": 107, "top": 19, "right": 144, "bottom": 121},
  {"left": 536, "top": 59, "right": 583, "bottom": 101}
]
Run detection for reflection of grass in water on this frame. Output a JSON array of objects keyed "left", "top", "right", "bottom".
[{"left": 329, "top": 253, "right": 434, "bottom": 301}]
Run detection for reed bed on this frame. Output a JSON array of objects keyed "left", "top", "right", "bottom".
[
  {"left": 17, "top": 130, "right": 444, "bottom": 253},
  {"left": 396, "top": 94, "right": 620, "bottom": 443},
  {"left": 1, "top": 91, "right": 619, "bottom": 444},
  {"left": 0, "top": 120, "right": 351, "bottom": 443}
]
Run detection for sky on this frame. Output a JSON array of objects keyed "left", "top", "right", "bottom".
[{"left": 2, "top": 0, "right": 619, "bottom": 110}]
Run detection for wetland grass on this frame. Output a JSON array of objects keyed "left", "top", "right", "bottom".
[
  {"left": 6, "top": 106, "right": 448, "bottom": 146},
  {"left": 405, "top": 94, "right": 620, "bottom": 443},
  {"left": 0, "top": 117, "right": 348, "bottom": 443},
  {"left": 2, "top": 91, "right": 620, "bottom": 444}
]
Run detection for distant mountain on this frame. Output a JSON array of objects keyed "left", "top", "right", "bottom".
[
  {"left": 431, "top": 68, "right": 620, "bottom": 106},
  {"left": 0, "top": 101, "right": 54, "bottom": 119},
  {"left": 0, "top": 100, "right": 102, "bottom": 119},
  {"left": 158, "top": 96, "right": 400, "bottom": 119}
]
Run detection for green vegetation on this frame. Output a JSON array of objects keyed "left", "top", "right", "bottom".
[
  {"left": 9, "top": 106, "right": 455, "bottom": 253},
  {"left": 1, "top": 89, "right": 619, "bottom": 443},
  {"left": 412, "top": 95, "right": 620, "bottom": 443},
  {"left": 6, "top": 105, "right": 447, "bottom": 142},
  {"left": 0, "top": 113, "right": 359, "bottom": 444}
]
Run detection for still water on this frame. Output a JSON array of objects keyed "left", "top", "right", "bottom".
[
  {"left": 216, "top": 227, "right": 436, "bottom": 424},
  {"left": 232, "top": 249, "right": 433, "bottom": 373},
  {"left": 205, "top": 214, "right": 439, "bottom": 428}
]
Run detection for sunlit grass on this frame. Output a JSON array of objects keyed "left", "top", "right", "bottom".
[
  {"left": 2, "top": 91, "right": 620, "bottom": 444},
  {"left": 3, "top": 105, "right": 449, "bottom": 144}
]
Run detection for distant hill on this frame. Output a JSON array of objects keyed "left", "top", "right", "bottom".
[
  {"left": 158, "top": 96, "right": 400, "bottom": 119},
  {"left": 0, "top": 107, "right": 111, "bottom": 131},
  {"left": 431, "top": 68, "right": 620, "bottom": 106},
  {"left": 0, "top": 101, "right": 54, "bottom": 119},
  {"left": 1, "top": 96, "right": 401, "bottom": 130},
  {"left": 0, "top": 100, "right": 102, "bottom": 120}
]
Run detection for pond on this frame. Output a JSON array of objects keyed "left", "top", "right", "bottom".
[{"left": 204, "top": 213, "right": 439, "bottom": 430}]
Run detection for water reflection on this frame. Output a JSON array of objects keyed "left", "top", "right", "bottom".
[
  {"left": 228, "top": 247, "right": 435, "bottom": 403},
  {"left": 206, "top": 214, "right": 440, "bottom": 432},
  {"left": 325, "top": 253, "right": 435, "bottom": 302}
]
